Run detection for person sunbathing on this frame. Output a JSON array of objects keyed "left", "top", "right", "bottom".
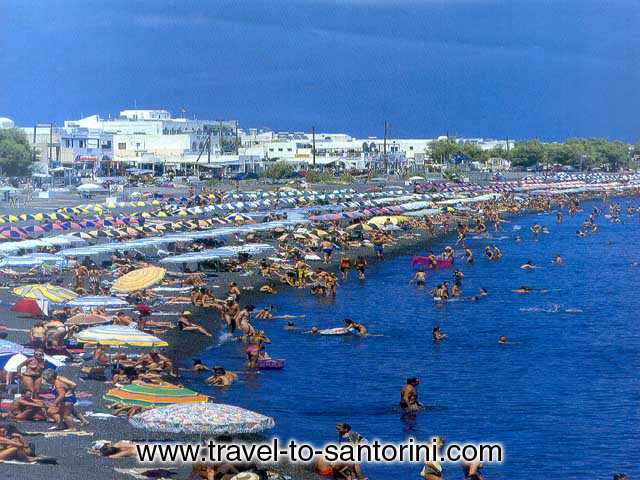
[
  {"left": 0, "top": 424, "right": 37, "bottom": 462},
  {"left": 9, "top": 390, "right": 48, "bottom": 422}
]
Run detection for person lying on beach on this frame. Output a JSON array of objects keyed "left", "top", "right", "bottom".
[
  {"left": 136, "top": 351, "right": 173, "bottom": 372},
  {"left": 9, "top": 390, "right": 48, "bottom": 422},
  {"left": 0, "top": 424, "right": 39, "bottom": 462},
  {"left": 95, "top": 440, "right": 137, "bottom": 458},
  {"left": 204, "top": 367, "right": 237, "bottom": 387},
  {"left": 113, "top": 311, "right": 134, "bottom": 326},
  {"left": 178, "top": 312, "right": 212, "bottom": 337}
]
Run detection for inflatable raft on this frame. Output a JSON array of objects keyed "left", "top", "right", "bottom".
[
  {"left": 257, "top": 358, "right": 285, "bottom": 370},
  {"left": 411, "top": 256, "right": 454, "bottom": 269},
  {"left": 319, "top": 327, "right": 354, "bottom": 336}
]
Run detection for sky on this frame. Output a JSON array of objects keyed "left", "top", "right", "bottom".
[{"left": 0, "top": 0, "right": 638, "bottom": 141}]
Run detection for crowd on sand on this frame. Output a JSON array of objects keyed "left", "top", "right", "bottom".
[{"left": 0, "top": 187, "right": 635, "bottom": 480}]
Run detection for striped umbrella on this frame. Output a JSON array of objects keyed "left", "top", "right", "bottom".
[
  {"left": 75, "top": 325, "right": 168, "bottom": 347},
  {"left": 66, "top": 313, "right": 112, "bottom": 326},
  {"left": 67, "top": 295, "right": 130, "bottom": 308},
  {"left": 104, "top": 383, "right": 208, "bottom": 407},
  {"left": 129, "top": 403, "right": 275, "bottom": 435},
  {"left": 13, "top": 284, "right": 78, "bottom": 303},
  {"left": 112, "top": 266, "right": 166, "bottom": 293}
]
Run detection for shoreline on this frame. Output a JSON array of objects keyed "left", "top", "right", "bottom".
[{"left": 0, "top": 189, "right": 629, "bottom": 480}]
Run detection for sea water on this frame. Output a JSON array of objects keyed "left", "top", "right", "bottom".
[{"left": 187, "top": 199, "right": 640, "bottom": 479}]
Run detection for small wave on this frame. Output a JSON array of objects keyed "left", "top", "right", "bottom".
[
  {"left": 520, "top": 304, "right": 583, "bottom": 314},
  {"left": 218, "top": 332, "right": 236, "bottom": 345}
]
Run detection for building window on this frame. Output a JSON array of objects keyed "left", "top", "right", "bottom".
[
  {"left": 118, "top": 142, "right": 126, "bottom": 150},
  {"left": 287, "top": 148, "right": 292, "bottom": 152},
  {"left": 65, "top": 139, "right": 71, "bottom": 148},
  {"left": 409, "top": 146, "right": 413, "bottom": 150}
]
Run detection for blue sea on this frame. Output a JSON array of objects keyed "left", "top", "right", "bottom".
[{"left": 186, "top": 198, "right": 640, "bottom": 479}]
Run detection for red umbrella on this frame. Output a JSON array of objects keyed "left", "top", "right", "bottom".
[
  {"left": 69, "top": 222, "right": 82, "bottom": 230},
  {"left": 52, "top": 223, "right": 65, "bottom": 231},
  {"left": 11, "top": 298, "right": 45, "bottom": 317}
]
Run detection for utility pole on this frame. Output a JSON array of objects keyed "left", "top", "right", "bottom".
[
  {"left": 383, "top": 121, "right": 389, "bottom": 174},
  {"left": 311, "top": 126, "right": 316, "bottom": 169},
  {"left": 219, "top": 120, "right": 223, "bottom": 157},
  {"left": 207, "top": 130, "right": 212, "bottom": 164},
  {"left": 32, "top": 126, "right": 37, "bottom": 164},
  {"left": 49, "top": 123, "right": 53, "bottom": 166},
  {"left": 235, "top": 120, "right": 239, "bottom": 155}
]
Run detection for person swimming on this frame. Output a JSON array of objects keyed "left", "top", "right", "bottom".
[
  {"left": 498, "top": 335, "right": 508, "bottom": 344},
  {"left": 468, "top": 287, "right": 488, "bottom": 301},
  {"left": 512, "top": 286, "right": 533, "bottom": 293},
  {"left": 553, "top": 255, "right": 563, "bottom": 265},
  {"left": 521, "top": 260, "right": 536, "bottom": 270},
  {"left": 344, "top": 318, "right": 368, "bottom": 336},
  {"left": 432, "top": 327, "right": 446, "bottom": 342}
]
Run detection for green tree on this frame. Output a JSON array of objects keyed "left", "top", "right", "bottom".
[
  {"left": 511, "top": 140, "right": 546, "bottom": 168},
  {"left": 0, "top": 128, "right": 36, "bottom": 177},
  {"left": 258, "top": 161, "right": 296, "bottom": 179}
]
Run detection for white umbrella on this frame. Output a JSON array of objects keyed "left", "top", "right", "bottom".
[
  {"left": 77, "top": 183, "right": 103, "bottom": 192},
  {"left": 129, "top": 402, "right": 275, "bottom": 435},
  {"left": 2, "top": 352, "right": 65, "bottom": 372},
  {"left": 67, "top": 296, "right": 130, "bottom": 308}
]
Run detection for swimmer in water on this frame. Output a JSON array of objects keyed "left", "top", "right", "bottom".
[
  {"left": 464, "top": 246, "right": 474, "bottom": 265},
  {"left": 483, "top": 246, "right": 493, "bottom": 260},
  {"left": 344, "top": 318, "right": 368, "bottom": 336},
  {"left": 432, "top": 327, "right": 447, "bottom": 342},
  {"left": 498, "top": 335, "right": 508, "bottom": 345},
  {"left": 512, "top": 286, "right": 533, "bottom": 293},
  {"left": 451, "top": 283, "right": 461, "bottom": 298},
  {"left": 576, "top": 230, "right": 586, "bottom": 238},
  {"left": 493, "top": 245, "right": 502, "bottom": 259},
  {"left": 553, "top": 255, "right": 563, "bottom": 265},
  {"left": 411, "top": 270, "right": 427, "bottom": 287},
  {"left": 400, "top": 377, "right": 423, "bottom": 413},
  {"left": 520, "top": 260, "right": 536, "bottom": 270},
  {"left": 307, "top": 326, "right": 320, "bottom": 335},
  {"left": 191, "top": 359, "right": 210, "bottom": 373},
  {"left": 514, "top": 235, "right": 522, "bottom": 243},
  {"left": 468, "top": 287, "right": 488, "bottom": 302},
  {"left": 285, "top": 320, "right": 296, "bottom": 331}
]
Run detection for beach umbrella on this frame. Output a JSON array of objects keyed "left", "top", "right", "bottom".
[
  {"left": 104, "top": 383, "right": 208, "bottom": 407},
  {"left": 129, "top": 402, "right": 275, "bottom": 435},
  {"left": 68, "top": 295, "right": 130, "bottom": 308},
  {"left": 1, "top": 227, "right": 28, "bottom": 240},
  {"left": 66, "top": 313, "right": 112, "bottom": 326},
  {"left": 367, "top": 215, "right": 408, "bottom": 226},
  {"left": 1, "top": 352, "right": 65, "bottom": 372},
  {"left": 0, "top": 339, "right": 26, "bottom": 356},
  {"left": 112, "top": 266, "right": 166, "bottom": 293},
  {"left": 77, "top": 183, "right": 102, "bottom": 192},
  {"left": 13, "top": 284, "right": 78, "bottom": 303},
  {"left": 10, "top": 298, "right": 46, "bottom": 317},
  {"left": 75, "top": 325, "right": 168, "bottom": 347}
]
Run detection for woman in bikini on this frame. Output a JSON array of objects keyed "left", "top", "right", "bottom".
[{"left": 18, "top": 349, "right": 45, "bottom": 396}]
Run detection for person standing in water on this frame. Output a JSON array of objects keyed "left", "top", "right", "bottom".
[
  {"left": 400, "top": 377, "right": 423, "bottom": 413},
  {"left": 411, "top": 270, "right": 427, "bottom": 287},
  {"left": 355, "top": 255, "right": 367, "bottom": 280}
]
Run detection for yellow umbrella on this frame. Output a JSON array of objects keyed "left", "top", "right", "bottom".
[
  {"left": 112, "top": 266, "right": 166, "bottom": 293},
  {"left": 13, "top": 284, "right": 78, "bottom": 303},
  {"left": 33, "top": 212, "right": 44, "bottom": 221},
  {"left": 367, "top": 215, "right": 408, "bottom": 226}
]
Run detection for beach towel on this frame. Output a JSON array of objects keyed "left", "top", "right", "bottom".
[
  {"left": 24, "top": 430, "right": 94, "bottom": 438},
  {"left": 114, "top": 467, "right": 177, "bottom": 479}
]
